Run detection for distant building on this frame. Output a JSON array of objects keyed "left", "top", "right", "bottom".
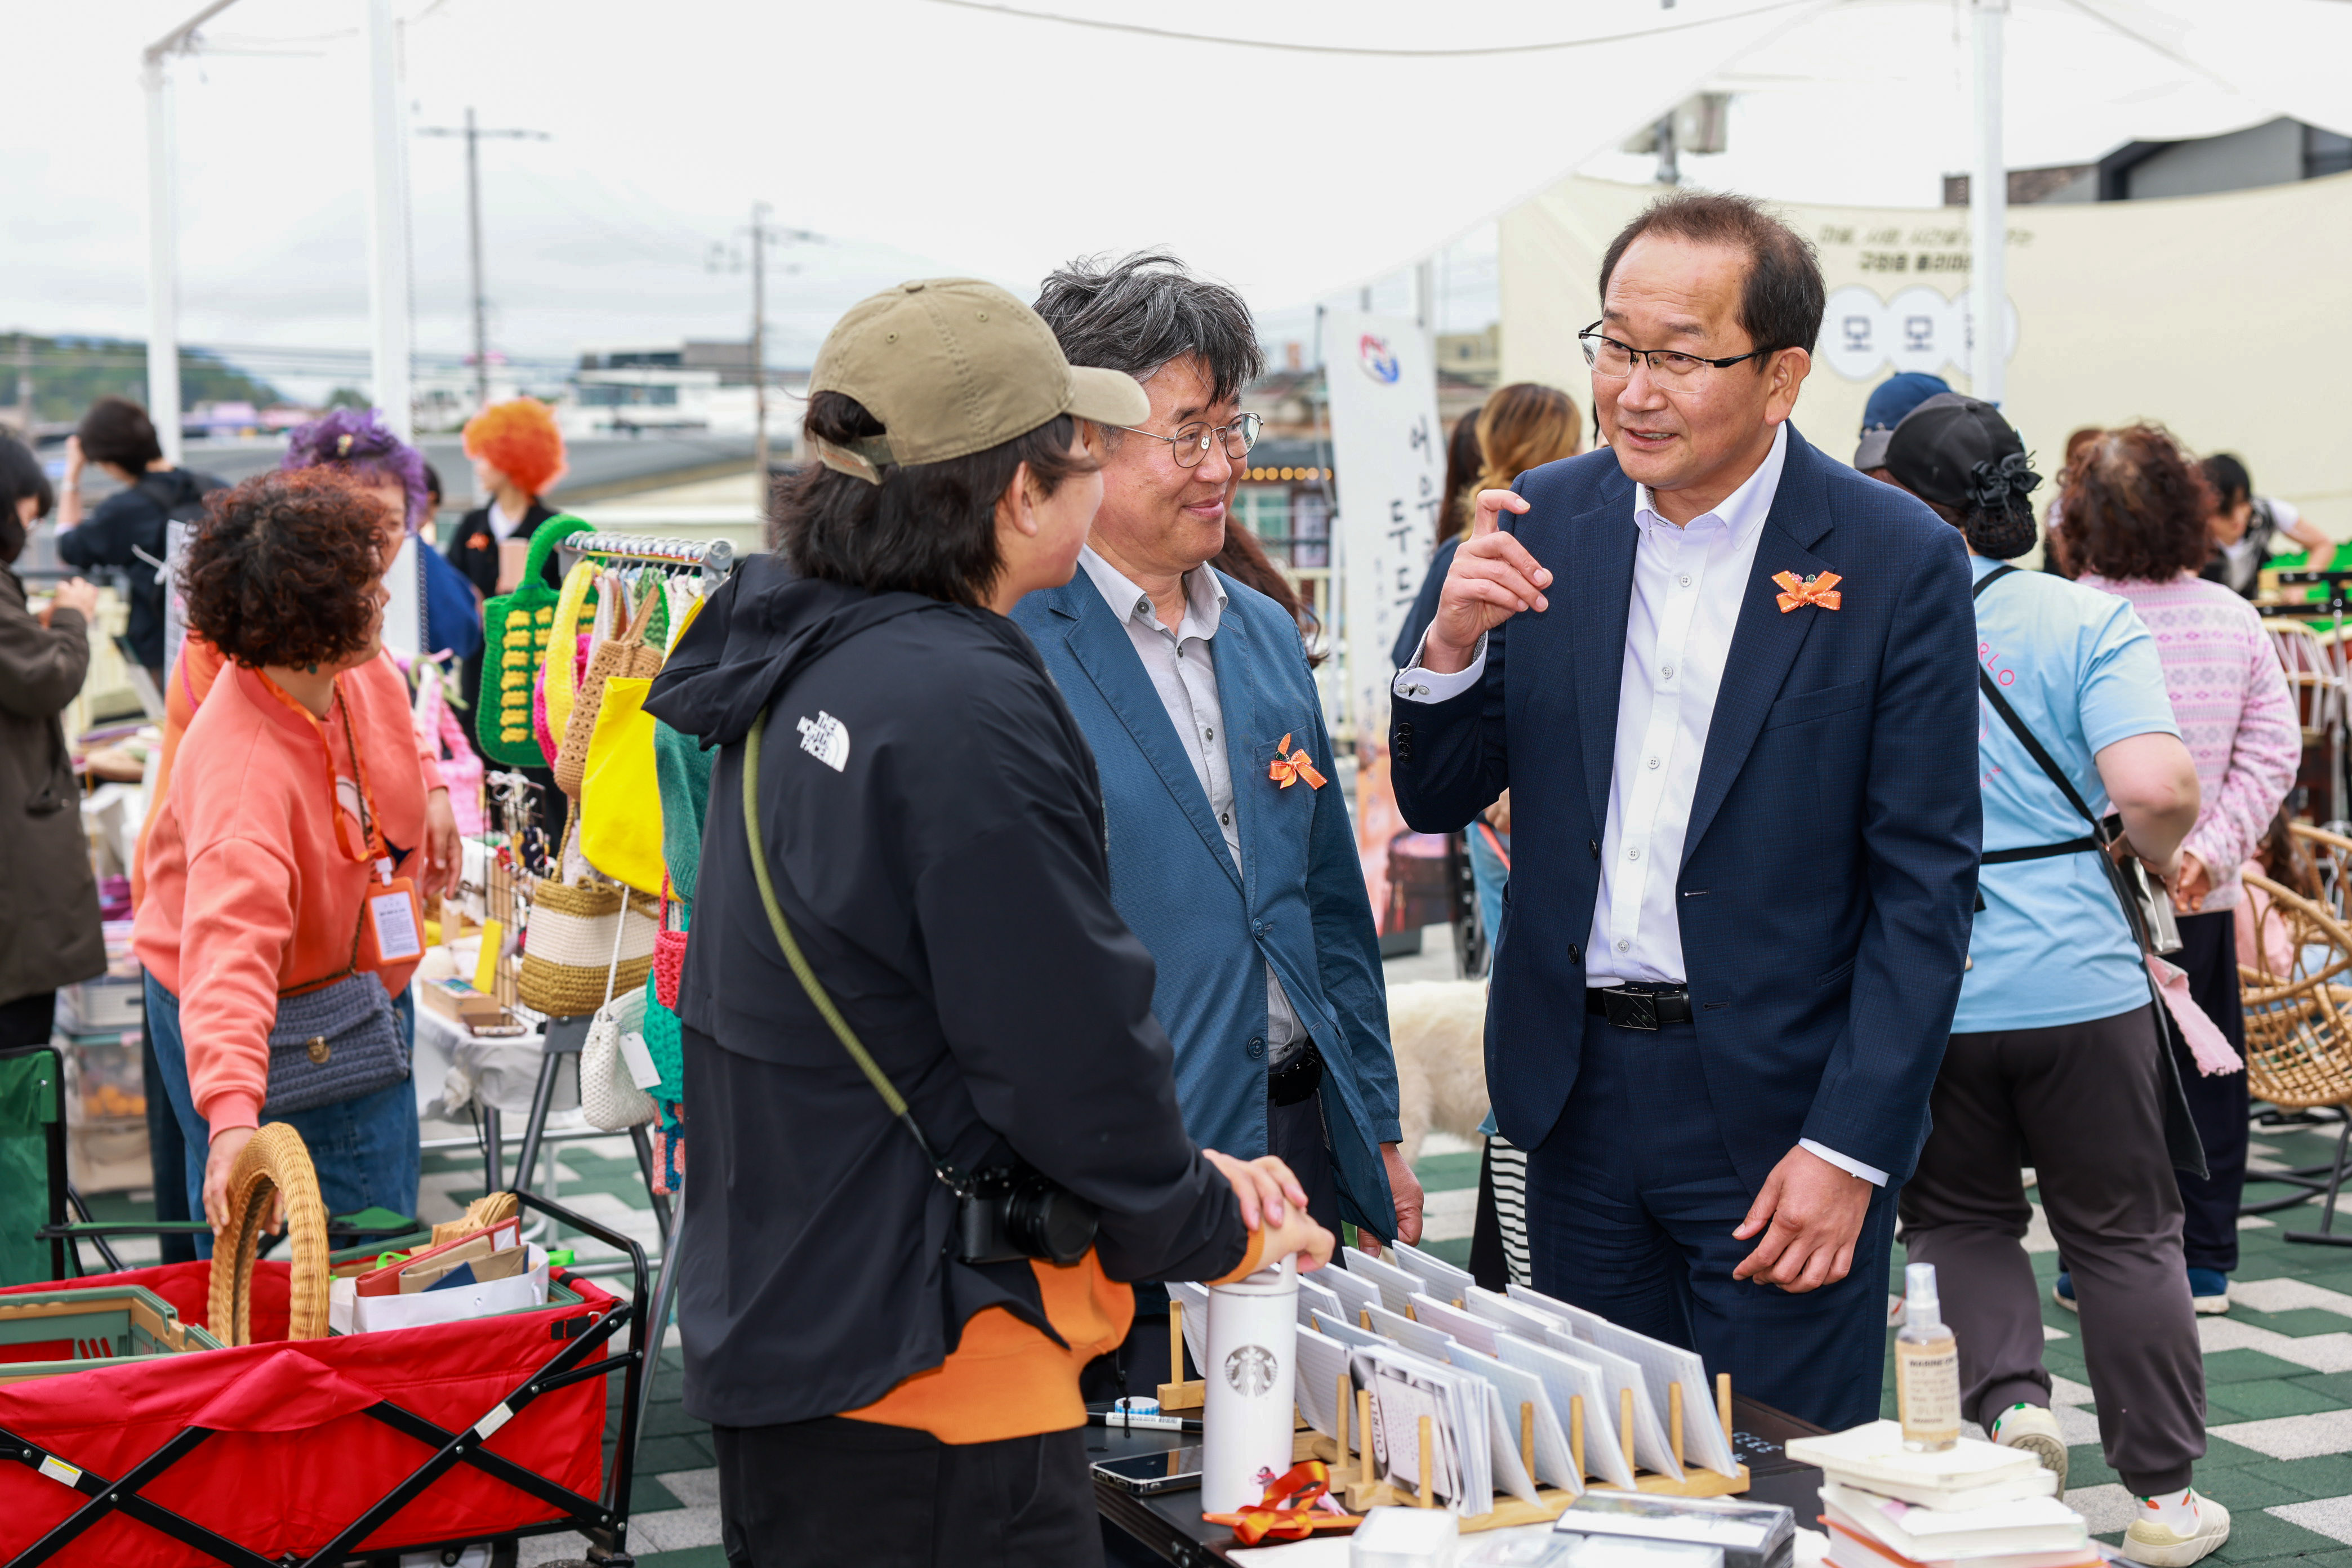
[
  {"left": 1435, "top": 324, "right": 1500, "bottom": 389},
  {"left": 1945, "top": 115, "right": 2352, "bottom": 205},
  {"left": 567, "top": 341, "right": 804, "bottom": 444}
]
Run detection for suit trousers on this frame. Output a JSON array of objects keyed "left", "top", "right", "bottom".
[
  {"left": 1898, "top": 1004, "right": 2205, "bottom": 1496},
  {"left": 714, "top": 1416, "right": 1101, "bottom": 1568},
  {"left": 1524, "top": 1015, "right": 1899, "bottom": 1432},
  {"left": 2170, "top": 909, "right": 2249, "bottom": 1273}
]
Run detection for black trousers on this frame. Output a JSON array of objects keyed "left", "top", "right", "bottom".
[
  {"left": 2171, "top": 908, "right": 2248, "bottom": 1272},
  {"left": 715, "top": 1417, "right": 1101, "bottom": 1568},
  {"left": 0, "top": 992, "right": 54, "bottom": 1050}
]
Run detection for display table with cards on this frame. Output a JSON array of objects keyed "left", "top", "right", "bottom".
[{"left": 1093, "top": 1391, "right": 1828, "bottom": 1566}]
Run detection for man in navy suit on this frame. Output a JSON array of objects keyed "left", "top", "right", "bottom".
[{"left": 1391, "top": 193, "right": 1980, "bottom": 1427}]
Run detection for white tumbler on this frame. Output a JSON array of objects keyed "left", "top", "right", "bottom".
[{"left": 1201, "top": 1252, "right": 1300, "bottom": 1514}]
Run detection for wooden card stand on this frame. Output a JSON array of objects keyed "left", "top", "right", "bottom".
[
  {"left": 1316, "top": 1369, "right": 1749, "bottom": 1535},
  {"left": 1157, "top": 1301, "right": 1205, "bottom": 1411}
]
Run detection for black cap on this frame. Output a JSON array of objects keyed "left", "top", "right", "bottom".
[{"left": 1883, "top": 394, "right": 2039, "bottom": 512}]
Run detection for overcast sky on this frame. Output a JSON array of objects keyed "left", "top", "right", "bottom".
[{"left": 6, "top": 1, "right": 2341, "bottom": 400}]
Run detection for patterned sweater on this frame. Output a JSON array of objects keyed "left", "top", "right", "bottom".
[{"left": 2075, "top": 572, "right": 2300, "bottom": 912}]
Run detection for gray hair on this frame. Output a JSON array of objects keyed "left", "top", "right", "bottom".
[{"left": 1033, "top": 251, "right": 1265, "bottom": 411}]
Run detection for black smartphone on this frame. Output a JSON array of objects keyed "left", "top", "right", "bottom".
[{"left": 1090, "top": 1446, "right": 1204, "bottom": 1496}]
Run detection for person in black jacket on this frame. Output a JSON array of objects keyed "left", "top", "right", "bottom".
[
  {"left": 442, "top": 396, "right": 568, "bottom": 602},
  {"left": 55, "top": 396, "right": 218, "bottom": 687},
  {"left": 647, "top": 279, "right": 1333, "bottom": 1568}
]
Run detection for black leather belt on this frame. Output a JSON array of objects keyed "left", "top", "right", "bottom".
[
  {"left": 1267, "top": 1039, "right": 1325, "bottom": 1106},
  {"left": 1586, "top": 983, "right": 1694, "bottom": 1030}
]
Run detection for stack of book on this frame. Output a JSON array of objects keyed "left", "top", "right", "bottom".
[{"left": 1785, "top": 1423, "right": 2091, "bottom": 1568}]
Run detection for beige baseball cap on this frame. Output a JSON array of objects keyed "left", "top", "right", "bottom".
[{"left": 807, "top": 278, "right": 1150, "bottom": 484}]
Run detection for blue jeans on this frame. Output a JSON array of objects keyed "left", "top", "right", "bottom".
[
  {"left": 1467, "top": 823, "right": 1509, "bottom": 959},
  {"left": 144, "top": 972, "right": 420, "bottom": 1259}
]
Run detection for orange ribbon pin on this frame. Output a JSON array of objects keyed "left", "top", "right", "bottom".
[
  {"left": 1269, "top": 733, "right": 1328, "bottom": 790},
  {"left": 1772, "top": 570, "right": 1843, "bottom": 613}
]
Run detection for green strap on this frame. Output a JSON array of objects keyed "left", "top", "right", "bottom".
[
  {"left": 523, "top": 513, "right": 591, "bottom": 582},
  {"left": 746, "top": 712, "right": 952, "bottom": 1178}
]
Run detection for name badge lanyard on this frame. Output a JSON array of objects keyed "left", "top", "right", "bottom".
[{"left": 256, "top": 670, "right": 425, "bottom": 968}]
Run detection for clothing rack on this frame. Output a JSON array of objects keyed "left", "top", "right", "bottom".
[{"left": 558, "top": 532, "right": 738, "bottom": 586}]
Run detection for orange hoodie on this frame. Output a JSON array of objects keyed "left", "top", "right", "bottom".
[{"left": 133, "top": 653, "right": 443, "bottom": 1133}]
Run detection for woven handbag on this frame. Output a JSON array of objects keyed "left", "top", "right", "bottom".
[
  {"left": 518, "top": 861, "right": 660, "bottom": 1018},
  {"left": 555, "top": 585, "right": 663, "bottom": 799},
  {"left": 475, "top": 514, "right": 590, "bottom": 765},
  {"left": 264, "top": 888, "right": 409, "bottom": 1118}
]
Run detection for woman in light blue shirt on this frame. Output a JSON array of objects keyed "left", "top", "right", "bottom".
[{"left": 1879, "top": 395, "right": 2225, "bottom": 1568}]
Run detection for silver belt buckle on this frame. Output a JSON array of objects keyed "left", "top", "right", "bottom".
[{"left": 1603, "top": 986, "right": 1661, "bottom": 1031}]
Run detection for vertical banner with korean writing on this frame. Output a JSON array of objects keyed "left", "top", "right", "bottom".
[{"left": 1324, "top": 310, "right": 1446, "bottom": 938}]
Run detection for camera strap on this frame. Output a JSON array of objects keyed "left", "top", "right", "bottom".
[{"left": 743, "top": 708, "right": 971, "bottom": 1197}]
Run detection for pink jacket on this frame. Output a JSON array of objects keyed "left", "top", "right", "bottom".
[{"left": 2076, "top": 573, "right": 2299, "bottom": 911}]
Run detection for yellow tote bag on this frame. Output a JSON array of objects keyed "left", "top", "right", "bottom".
[{"left": 578, "top": 674, "right": 667, "bottom": 896}]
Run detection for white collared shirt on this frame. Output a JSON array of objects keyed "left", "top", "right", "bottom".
[
  {"left": 1079, "top": 547, "right": 1307, "bottom": 1064},
  {"left": 1391, "top": 426, "right": 1883, "bottom": 1185}
]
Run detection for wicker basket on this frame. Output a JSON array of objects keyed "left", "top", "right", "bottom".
[
  {"left": 519, "top": 875, "right": 660, "bottom": 1018},
  {"left": 2239, "top": 871, "right": 2352, "bottom": 1113},
  {"left": 207, "top": 1122, "right": 331, "bottom": 1343}
]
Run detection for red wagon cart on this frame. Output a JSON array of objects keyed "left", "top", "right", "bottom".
[{"left": 0, "top": 1173, "right": 648, "bottom": 1568}]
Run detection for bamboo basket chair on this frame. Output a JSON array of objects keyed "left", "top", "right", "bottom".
[
  {"left": 2240, "top": 870, "right": 2352, "bottom": 1245},
  {"left": 2291, "top": 822, "right": 2352, "bottom": 924}
]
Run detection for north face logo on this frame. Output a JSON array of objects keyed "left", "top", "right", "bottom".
[{"left": 796, "top": 711, "right": 849, "bottom": 772}]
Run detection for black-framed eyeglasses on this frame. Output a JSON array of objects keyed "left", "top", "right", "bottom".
[
  {"left": 1119, "top": 411, "right": 1262, "bottom": 468},
  {"left": 1578, "top": 322, "right": 1769, "bottom": 381}
]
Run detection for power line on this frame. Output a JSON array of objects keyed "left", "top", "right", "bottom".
[{"left": 916, "top": 0, "right": 1818, "bottom": 57}]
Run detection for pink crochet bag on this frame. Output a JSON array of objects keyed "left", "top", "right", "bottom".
[{"left": 415, "top": 661, "right": 485, "bottom": 836}]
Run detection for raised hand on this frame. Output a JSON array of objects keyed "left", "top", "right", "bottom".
[{"left": 1423, "top": 488, "right": 1549, "bottom": 675}]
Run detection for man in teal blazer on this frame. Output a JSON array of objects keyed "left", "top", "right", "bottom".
[{"left": 1018, "top": 255, "right": 1416, "bottom": 1304}]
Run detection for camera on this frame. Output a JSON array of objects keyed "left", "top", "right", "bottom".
[{"left": 955, "top": 1165, "right": 1099, "bottom": 1266}]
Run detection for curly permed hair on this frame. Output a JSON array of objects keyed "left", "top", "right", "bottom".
[
  {"left": 462, "top": 397, "right": 568, "bottom": 497},
  {"left": 2058, "top": 422, "right": 2216, "bottom": 583},
  {"left": 184, "top": 469, "right": 389, "bottom": 671},
  {"left": 282, "top": 407, "right": 429, "bottom": 532}
]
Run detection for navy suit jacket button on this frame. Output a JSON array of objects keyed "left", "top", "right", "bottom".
[
  {"left": 1569, "top": 943, "right": 1582, "bottom": 965},
  {"left": 1246, "top": 1037, "right": 1266, "bottom": 1059},
  {"left": 1397, "top": 720, "right": 1415, "bottom": 740},
  {"left": 1589, "top": 839, "right": 1600, "bottom": 859}
]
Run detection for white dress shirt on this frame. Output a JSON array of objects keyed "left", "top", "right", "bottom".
[
  {"left": 1079, "top": 547, "right": 1308, "bottom": 1066},
  {"left": 1391, "top": 426, "right": 1884, "bottom": 1185}
]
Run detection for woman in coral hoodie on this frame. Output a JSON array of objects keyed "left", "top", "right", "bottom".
[{"left": 135, "top": 470, "right": 460, "bottom": 1240}]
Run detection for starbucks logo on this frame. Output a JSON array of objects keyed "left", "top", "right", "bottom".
[{"left": 1224, "top": 1344, "right": 1279, "bottom": 1397}]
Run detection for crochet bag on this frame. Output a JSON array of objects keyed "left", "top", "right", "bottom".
[
  {"left": 555, "top": 585, "right": 663, "bottom": 799},
  {"left": 476, "top": 513, "right": 590, "bottom": 765},
  {"left": 414, "top": 660, "right": 485, "bottom": 838},
  {"left": 265, "top": 965, "right": 409, "bottom": 1118},
  {"left": 517, "top": 857, "right": 660, "bottom": 1019},
  {"left": 578, "top": 674, "right": 667, "bottom": 894},
  {"left": 643, "top": 881, "right": 688, "bottom": 1094}
]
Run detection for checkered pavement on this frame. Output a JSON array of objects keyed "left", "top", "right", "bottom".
[{"left": 84, "top": 939, "right": 2352, "bottom": 1566}]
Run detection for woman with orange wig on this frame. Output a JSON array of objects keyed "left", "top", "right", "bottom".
[{"left": 444, "top": 397, "right": 569, "bottom": 605}]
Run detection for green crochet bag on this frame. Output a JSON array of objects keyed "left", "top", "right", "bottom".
[{"left": 475, "top": 513, "right": 591, "bottom": 765}]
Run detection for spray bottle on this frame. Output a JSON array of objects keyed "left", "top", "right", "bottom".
[{"left": 1896, "top": 1261, "right": 1961, "bottom": 1451}]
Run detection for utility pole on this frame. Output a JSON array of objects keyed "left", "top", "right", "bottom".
[
  {"left": 418, "top": 108, "right": 549, "bottom": 411},
  {"left": 751, "top": 201, "right": 770, "bottom": 484},
  {"left": 733, "top": 204, "right": 822, "bottom": 492}
]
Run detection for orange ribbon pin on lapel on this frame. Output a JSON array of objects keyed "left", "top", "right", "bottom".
[
  {"left": 1772, "top": 570, "right": 1843, "bottom": 613},
  {"left": 1268, "top": 733, "right": 1327, "bottom": 790}
]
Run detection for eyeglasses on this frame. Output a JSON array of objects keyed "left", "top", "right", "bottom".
[
  {"left": 1119, "top": 411, "right": 1262, "bottom": 468},
  {"left": 1578, "top": 322, "right": 1769, "bottom": 381}
]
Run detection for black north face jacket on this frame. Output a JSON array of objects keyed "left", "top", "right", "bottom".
[{"left": 645, "top": 554, "right": 1246, "bottom": 1428}]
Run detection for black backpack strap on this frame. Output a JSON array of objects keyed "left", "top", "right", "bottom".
[{"left": 1971, "top": 564, "right": 2114, "bottom": 846}]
